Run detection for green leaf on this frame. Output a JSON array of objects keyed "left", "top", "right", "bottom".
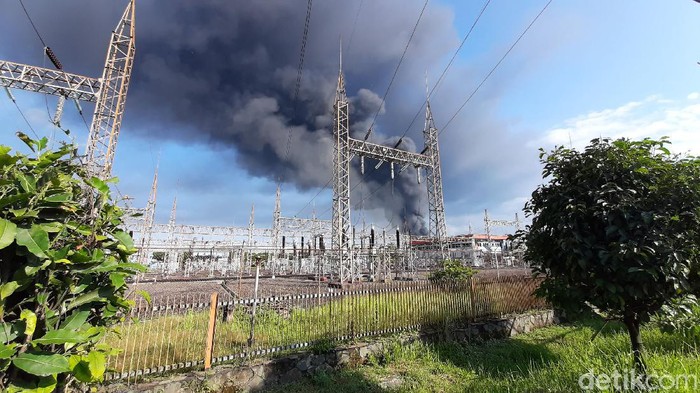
[
  {"left": 39, "top": 222, "right": 64, "bottom": 233},
  {"left": 0, "top": 218, "right": 17, "bottom": 249},
  {"left": 60, "top": 310, "right": 90, "bottom": 331},
  {"left": 65, "top": 290, "right": 106, "bottom": 311},
  {"left": 12, "top": 352, "right": 70, "bottom": 376},
  {"left": 0, "top": 281, "right": 20, "bottom": 300},
  {"left": 110, "top": 272, "right": 125, "bottom": 289},
  {"left": 112, "top": 230, "right": 134, "bottom": 250},
  {"left": 20, "top": 309, "right": 37, "bottom": 336},
  {"left": 32, "top": 328, "right": 87, "bottom": 345},
  {"left": 86, "top": 177, "right": 109, "bottom": 195},
  {"left": 0, "top": 343, "right": 17, "bottom": 359},
  {"left": 135, "top": 289, "right": 152, "bottom": 306},
  {"left": 87, "top": 351, "right": 106, "bottom": 380},
  {"left": 15, "top": 132, "right": 36, "bottom": 152},
  {"left": 0, "top": 321, "right": 24, "bottom": 344},
  {"left": 44, "top": 193, "right": 71, "bottom": 203},
  {"left": 36, "top": 137, "right": 48, "bottom": 151},
  {"left": 0, "top": 193, "right": 30, "bottom": 210},
  {"left": 24, "top": 260, "right": 51, "bottom": 277},
  {"left": 69, "top": 356, "right": 92, "bottom": 383},
  {"left": 16, "top": 172, "right": 36, "bottom": 193},
  {"left": 15, "top": 226, "right": 49, "bottom": 259},
  {"left": 6, "top": 375, "right": 57, "bottom": 393}
]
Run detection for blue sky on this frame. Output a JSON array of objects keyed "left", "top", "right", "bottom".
[{"left": 1, "top": 0, "right": 699, "bottom": 235}]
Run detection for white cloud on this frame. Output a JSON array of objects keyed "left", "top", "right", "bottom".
[
  {"left": 688, "top": 92, "right": 699, "bottom": 100},
  {"left": 531, "top": 94, "right": 700, "bottom": 155}
]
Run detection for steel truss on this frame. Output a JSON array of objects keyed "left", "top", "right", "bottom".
[
  {"left": 0, "top": 0, "right": 135, "bottom": 181},
  {"left": 331, "top": 63, "right": 447, "bottom": 283}
]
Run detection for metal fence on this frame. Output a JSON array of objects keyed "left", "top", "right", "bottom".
[{"left": 105, "top": 276, "right": 546, "bottom": 383}]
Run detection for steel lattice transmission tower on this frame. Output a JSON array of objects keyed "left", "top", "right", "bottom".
[
  {"left": 423, "top": 100, "right": 447, "bottom": 252},
  {"left": 330, "top": 59, "right": 448, "bottom": 283},
  {"left": 0, "top": 0, "right": 136, "bottom": 181},
  {"left": 84, "top": 0, "right": 136, "bottom": 180},
  {"left": 331, "top": 52, "right": 353, "bottom": 283}
]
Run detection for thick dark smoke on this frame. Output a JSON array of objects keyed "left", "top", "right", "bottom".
[
  {"left": 126, "top": 0, "right": 458, "bottom": 235},
  {"left": 0, "top": 0, "right": 539, "bottom": 234}
]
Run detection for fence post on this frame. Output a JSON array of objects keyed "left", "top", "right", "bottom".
[
  {"left": 205, "top": 292, "right": 219, "bottom": 370},
  {"left": 469, "top": 277, "right": 477, "bottom": 320},
  {"left": 248, "top": 262, "right": 261, "bottom": 347}
]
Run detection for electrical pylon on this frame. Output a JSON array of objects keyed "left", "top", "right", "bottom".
[
  {"left": 330, "top": 55, "right": 448, "bottom": 282},
  {"left": 137, "top": 163, "right": 158, "bottom": 264},
  {"left": 423, "top": 100, "right": 447, "bottom": 258},
  {"left": 0, "top": 0, "right": 136, "bottom": 181},
  {"left": 84, "top": 0, "right": 136, "bottom": 180},
  {"left": 331, "top": 49, "right": 353, "bottom": 283},
  {"left": 167, "top": 196, "right": 178, "bottom": 272}
]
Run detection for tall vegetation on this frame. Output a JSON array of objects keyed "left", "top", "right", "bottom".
[
  {"left": 0, "top": 134, "right": 144, "bottom": 392},
  {"left": 521, "top": 138, "right": 700, "bottom": 373}
]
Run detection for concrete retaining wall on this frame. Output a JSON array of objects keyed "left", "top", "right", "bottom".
[{"left": 100, "top": 309, "right": 557, "bottom": 393}]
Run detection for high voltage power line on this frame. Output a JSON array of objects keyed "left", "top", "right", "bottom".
[
  {"left": 281, "top": 0, "right": 314, "bottom": 178},
  {"left": 363, "top": 0, "right": 430, "bottom": 142},
  {"left": 331, "top": 0, "right": 554, "bottom": 222},
  {"left": 295, "top": 0, "right": 493, "bottom": 219}
]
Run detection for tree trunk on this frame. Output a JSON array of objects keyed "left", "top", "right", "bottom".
[{"left": 623, "top": 314, "right": 647, "bottom": 374}]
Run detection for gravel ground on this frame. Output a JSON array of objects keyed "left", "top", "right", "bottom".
[{"left": 127, "top": 267, "right": 532, "bottom": 304}]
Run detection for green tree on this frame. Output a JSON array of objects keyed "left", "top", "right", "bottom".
[
  {"left": 0, "top": 134, "right": 145, "bottom": 391},
  {"left": 521, "top": 137, "right": 700, "bottom": 373}
]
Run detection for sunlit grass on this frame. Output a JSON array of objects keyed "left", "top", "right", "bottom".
[{"left": 269, "top": 318, "right": 700, "bottom": 393}]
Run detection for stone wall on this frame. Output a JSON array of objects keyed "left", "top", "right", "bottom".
[{"left": 100, "top": 309, "right": 557, "bottom": 393}]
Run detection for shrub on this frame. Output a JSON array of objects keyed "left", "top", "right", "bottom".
[
  {"left": 428, "top": 260, "right": 476, "bottom": 282},
  {"left": 0, "top": 134, "right": 145, "bottom": 391}
]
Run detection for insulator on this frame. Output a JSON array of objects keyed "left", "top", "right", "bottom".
[
  {"left": 301, "top": 236, "right": 304, "bottom": 249},
  {"left": 45, "top": 47, "right": 63, "bottom": 70},
  {"left": 396, "top": 228, "right": 400, "bottom": 248},
  {"left": 319, "top": 235, "right": 325, "bottom": 251},
  {"left": 416, "top": 167, "right": 422, "bottom": 184},
  {"left": 374, "top": 160, "right": 384, "bottom": 170},
  {"left": 360, "top": 156, "right": 365, "bottom": 175},
  {"left": 4, "top": 87, "right": 16, "bottom": 102},
  {"left": 390, "top": 162, "right": 395, "bottom": 179},
  {"left": 420, "top": 146, "right": 429, "bottom": 155},
  {"left": 53, "top": 95, "right": 66, "bottom": 126},
  {"left": 370, "top": 227, "right": 375, "bottom": 249},
  {"left": 282, "top": 236, "right": 286, "bottom": 250},
  {"left": 73, "top": 99, "right": 83, "bottom": 115}
]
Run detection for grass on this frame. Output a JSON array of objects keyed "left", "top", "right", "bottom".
[
  {"left": 265, "top": 318, "right": 700, "bottom": 392},
  {"left": 104, "top": 279, "right": 545, "bottom": 375}
]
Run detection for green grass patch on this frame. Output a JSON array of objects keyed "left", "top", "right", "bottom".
[{"left": 266, "top": 318, "right": 700, "bottom": 392}]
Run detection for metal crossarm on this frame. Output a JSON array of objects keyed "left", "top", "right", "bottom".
[
  {"left": 348, "top": 137, "right": 431, "bottom": 167},
  {"left": 152, "top": 223, "right": 272, "bottom": 238},
  {"left": 0, "top": 60, "right": 100, "bottom": 102}
]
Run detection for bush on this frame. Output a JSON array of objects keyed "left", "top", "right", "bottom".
[
  {"left": 428, "top": 260, "right": 476, "bottom": 282},
  {"left": 654, "top": 295, "right": 700, "bottom": 340},
  {"left": 0, "top": 134, "right": 145, "bottom": 391}
]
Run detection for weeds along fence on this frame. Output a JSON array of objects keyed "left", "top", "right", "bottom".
[{"left": 104, "top": 276, "right": 546, "bottom": 383}]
